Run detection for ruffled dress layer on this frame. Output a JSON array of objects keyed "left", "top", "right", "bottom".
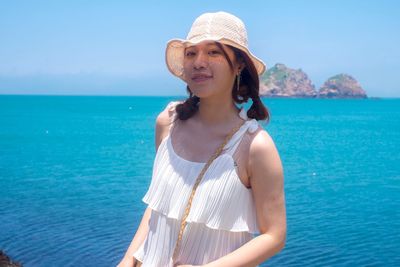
[{"left": 133, "top": 102, "right": 260, "bottom": 266}]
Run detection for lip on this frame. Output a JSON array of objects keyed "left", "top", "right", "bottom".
[{"left": 191, "top": 73, "right": 213, "bottom": 83}]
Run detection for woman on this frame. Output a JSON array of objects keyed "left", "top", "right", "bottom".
[{"left": 118, "top": 11, "right": 286, "bottom": 267}]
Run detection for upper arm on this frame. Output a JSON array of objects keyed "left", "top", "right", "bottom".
[{"left": 249, "top": 130, "right": 286, "bottom": 243}]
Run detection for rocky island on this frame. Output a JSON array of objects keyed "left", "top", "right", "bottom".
[
  {"left": 319, "top": 74, "right": 367, "bottom": 98},
  {"left": 259, "top": 63, "right": 367, "bottom": 98},
  {"left": 260, "top": 63, "right": 317, "bottom": 97}
]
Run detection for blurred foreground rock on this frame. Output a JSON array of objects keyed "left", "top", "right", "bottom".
[{"left": 0, "top": 251, "right": 22, "bottom": 267}]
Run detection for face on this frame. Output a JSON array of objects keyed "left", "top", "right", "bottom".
[{"left": 182, "top": 41, "right": 242, "bottom": 99}]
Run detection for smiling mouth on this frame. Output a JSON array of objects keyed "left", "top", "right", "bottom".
[{"left": 192, "top": 74, "right": 213, "bottom": 82}]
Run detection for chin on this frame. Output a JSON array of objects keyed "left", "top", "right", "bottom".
[{"left": 188, "top": 85, "right": 214, "bottom": 98}]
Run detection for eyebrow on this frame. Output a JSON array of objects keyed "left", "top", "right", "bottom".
[{"left": 185, "top": 42, "right": 219, "bottom": 49}]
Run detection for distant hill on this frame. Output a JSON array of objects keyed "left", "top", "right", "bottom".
[{"left": 259, "top": 63, "right": 367, "bottom": 98}]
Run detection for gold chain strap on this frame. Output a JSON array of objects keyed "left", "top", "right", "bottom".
[{"left": 172, "top": 121, "right": 245, "bottom": 264}]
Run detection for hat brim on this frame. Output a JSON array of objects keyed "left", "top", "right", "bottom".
[{"left": 165, "top": 37, "right": 266, "bottom": 80}]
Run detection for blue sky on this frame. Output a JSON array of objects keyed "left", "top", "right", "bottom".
[{"left": 1, "top": 0, "right": 399, "bottom": 97}]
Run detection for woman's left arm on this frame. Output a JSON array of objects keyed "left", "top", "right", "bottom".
[{"left": 181, "top": 130, "right": 286, "bottom": 267}]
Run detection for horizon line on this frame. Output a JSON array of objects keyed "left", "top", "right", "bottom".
[{"left": 1, "top": 93, "right": 399, "bottom": 99}]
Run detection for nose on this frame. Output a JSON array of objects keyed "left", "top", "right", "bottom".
[{"left": 193, "top": 50, "right": 209, "bottom": 69}]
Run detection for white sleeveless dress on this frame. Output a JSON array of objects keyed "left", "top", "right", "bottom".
[{"left": 133, "top": 102, "right": 261, "bottom": 266}]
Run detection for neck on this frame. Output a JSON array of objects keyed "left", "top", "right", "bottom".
[{"left": 196, "top": 97, "right": 241, "bottom": 126}]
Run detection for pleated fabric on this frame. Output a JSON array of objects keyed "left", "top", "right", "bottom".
[{"left": 133, "top": 102, "right": 260, "bottom": 267}]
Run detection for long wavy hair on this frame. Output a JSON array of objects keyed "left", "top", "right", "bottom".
[{"left": 175, "top": 42, "right": 269, "bottom": 122}]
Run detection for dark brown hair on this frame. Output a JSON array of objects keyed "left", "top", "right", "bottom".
[{"left": 175, "top": 42, "right": 269, "bottom": 122}]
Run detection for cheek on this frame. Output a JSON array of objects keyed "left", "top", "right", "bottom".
[
  {"left": 182, "top": 62, "right": 191, "bottom": 81},
  {"left": 182, "top": 59, "right": 190, "bottom": 70},
  {"left": 213, "top": 63, "right": 234, "bottom": 79}
]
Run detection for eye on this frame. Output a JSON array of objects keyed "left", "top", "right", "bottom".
[
  {"left": 185, "top": 51, "right": 196, "bottom": 57},
  {"left": 209, "top": 49, "right": 221, "bottom": 55}
]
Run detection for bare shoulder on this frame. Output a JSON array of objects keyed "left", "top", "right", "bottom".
[
  {"left": 155, "top": 101, "right": 181, "bottom": 149},
  {"left": 248, "top": 128, "right": 283, "bottom": 180},
  {"left": 156, "top": 105, "right": 172, "bottom": 128},
  {"left": 249, "top": 128, "right": 276, "bottom": 154}
]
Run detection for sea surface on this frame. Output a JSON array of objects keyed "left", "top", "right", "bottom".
[{"left": 0, "top": 95, "right": 399, "bottom": 267}]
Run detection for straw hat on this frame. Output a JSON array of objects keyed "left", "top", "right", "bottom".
[{"left": 165, "top": 11, "right": 266, "bottom": 80}]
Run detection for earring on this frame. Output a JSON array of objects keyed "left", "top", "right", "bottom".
[
  {"left": 236, "top": 72, "right": 244, "bottom": 101},
  {"left": 236, "top": 72, "right": 241, "bottom": 92}
]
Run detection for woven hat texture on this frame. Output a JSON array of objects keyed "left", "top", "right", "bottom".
[{"left": 165, "top": 11, "right": 266, "bottom": 79}]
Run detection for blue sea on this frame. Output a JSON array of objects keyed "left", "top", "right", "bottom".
[{"left": 0, "top": 95, "right": 399, "bottom": 267}]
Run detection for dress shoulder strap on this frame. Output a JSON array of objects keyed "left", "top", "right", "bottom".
[{"left": 224, "top": 109, "right": 260, "bottom": 156}]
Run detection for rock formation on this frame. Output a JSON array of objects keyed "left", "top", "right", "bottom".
[
  {"left": 318, "top": 74, "right": 367, "bottom": 98},
  {"left": 259, "top": 63, "right": 368, "bottom": 98},
  {"left": 0, "top": 251, "right": 22, "bottom": 267},
  {"left": 259, "top": 63, "right": 317, "bottom": 97}
]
